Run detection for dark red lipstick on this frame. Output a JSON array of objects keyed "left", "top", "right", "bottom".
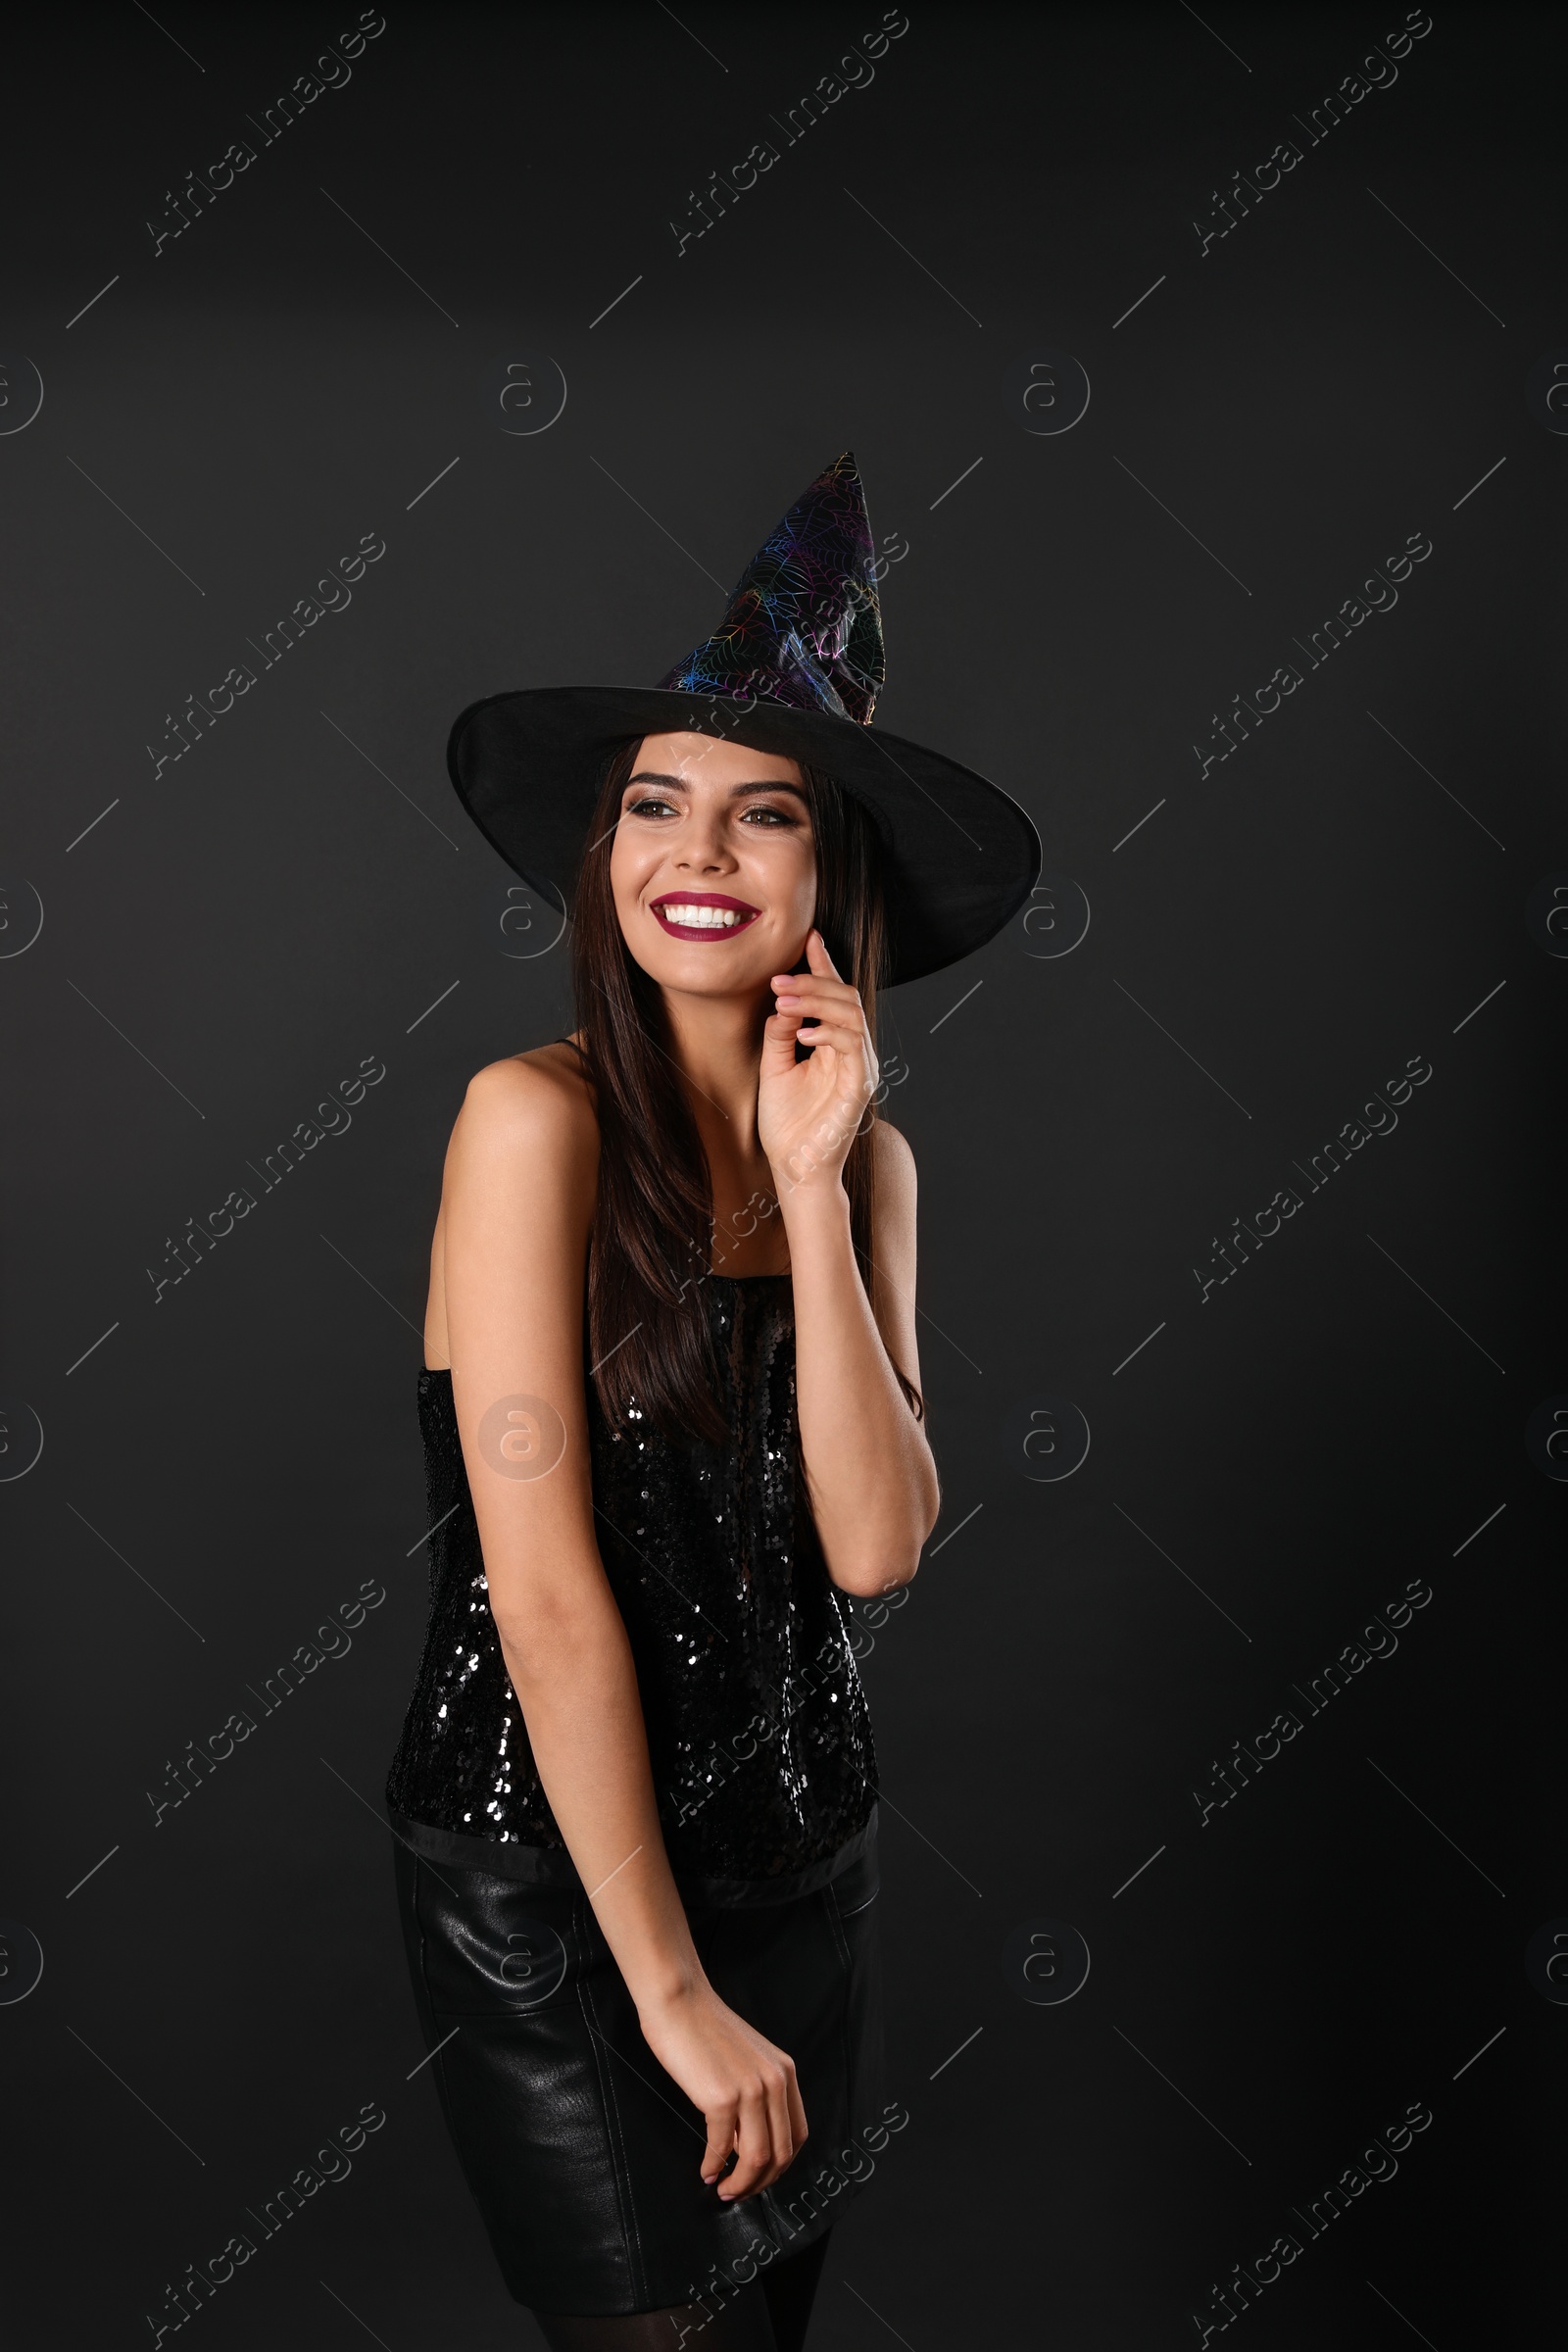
[{"left": 650, "top": 891, "right": 761, "bottom": 940}]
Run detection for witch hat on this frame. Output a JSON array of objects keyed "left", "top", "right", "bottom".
[{"left": 447, "top": 451, "right": 1040, "bottom": 986}]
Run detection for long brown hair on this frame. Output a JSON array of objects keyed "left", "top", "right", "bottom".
[{"left": 569, "top": 735, "right": 924, "bottom": 1446}]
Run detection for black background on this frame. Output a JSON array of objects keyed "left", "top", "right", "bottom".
[{"left": 2, "top": 4, "right": 1561, "bottom": 2344}]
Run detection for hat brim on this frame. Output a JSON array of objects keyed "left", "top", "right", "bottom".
[{"left": 448, "top": 686, "right": 1041, "bottom": 988}]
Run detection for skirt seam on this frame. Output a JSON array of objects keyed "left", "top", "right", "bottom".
[{"left": 573, "top": 1890, "right": 649, "bottom": 2312}]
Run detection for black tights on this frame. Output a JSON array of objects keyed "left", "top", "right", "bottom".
[{"left": 534, "top": 2229, "right": 831, "bottom": 2352}]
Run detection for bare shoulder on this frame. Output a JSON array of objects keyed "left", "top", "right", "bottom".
[
  {"left": 870, "top": 1115, "right": 916, "bottom": 1183},
  {"left": 451, "top": 1039, "right": 599, "bottom": 1173}
]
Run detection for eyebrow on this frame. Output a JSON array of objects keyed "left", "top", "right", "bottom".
[{"left": 626, "top": 769, "right": 809, "bottom": 805}]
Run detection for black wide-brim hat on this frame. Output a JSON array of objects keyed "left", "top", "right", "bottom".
[{"left": 448, "top": 452, "right": 1041, "bottom": 988}]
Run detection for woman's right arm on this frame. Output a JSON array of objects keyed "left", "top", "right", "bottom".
[{"left": 439, "top": 1056, "right": 808, "bottom": 2202}]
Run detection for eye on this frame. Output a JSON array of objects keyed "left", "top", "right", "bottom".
[
  {"left": 740, "top": 802, "right": 801, "bottom": 827},
  {"left": 625, "top": 795, "right": 677, "bottom": 820}
]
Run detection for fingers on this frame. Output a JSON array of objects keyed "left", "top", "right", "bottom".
[
  {"left": 702, "top": 2106, "right": 738, "bottom": 2188},
  {"left": 720, "top": 2078, "right": 778, "bottom": 2201},
  {"left": 712, "top": 2058, "right": 804, "bottom": 2200},
  {"left": 793, "top": 1022, "right": 873, "bottom": 1063},
  {"left": 786, "top": 2069, "right": 808, "bottom": 2160}
]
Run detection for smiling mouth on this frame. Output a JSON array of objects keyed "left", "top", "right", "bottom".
[{"left": 650, "top": 894, "right": 761, "bottom": 940}]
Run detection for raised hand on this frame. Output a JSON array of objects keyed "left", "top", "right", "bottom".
[{"left": 757, "top": 928, "right": 878, "bottom": 1195}]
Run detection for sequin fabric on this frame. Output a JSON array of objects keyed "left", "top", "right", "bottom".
[
  {"left": 383, "top": 1275, "right": 878, "bottom": 1883},
  {"left": 656, "top": 450, "right": 885, "bottom": 725}
]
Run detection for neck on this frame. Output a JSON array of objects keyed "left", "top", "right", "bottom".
[{"left": 659, "top": 986, "right": 770, "bottom": 1150}]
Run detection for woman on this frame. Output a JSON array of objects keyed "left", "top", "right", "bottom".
[{"left": 385, "top": 455, "right": 1038, "bottom": 2348}]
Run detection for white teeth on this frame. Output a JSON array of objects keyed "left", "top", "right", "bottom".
[{"left": 658, "top": 904, "right": 750, "bottom": 928}]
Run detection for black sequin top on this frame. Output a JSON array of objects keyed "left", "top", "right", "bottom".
[{"left": 384, "top": 1275, "right": 878, "bottom": 1885}]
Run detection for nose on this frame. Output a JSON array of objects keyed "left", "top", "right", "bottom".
[{"left": 672, "top": 796, "right": 735, "bottom": 873}]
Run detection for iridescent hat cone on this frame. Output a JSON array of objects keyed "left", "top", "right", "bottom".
[
  {"left": 657, "top": 451, "right": 885, "bottom": 725},
  {"left": 447, "top": 451, "right": 1040, "bottom": 987}
]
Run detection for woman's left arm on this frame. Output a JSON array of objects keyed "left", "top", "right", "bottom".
[{"left": 760, "top": 930, "right": 943, "bottom": 1596}]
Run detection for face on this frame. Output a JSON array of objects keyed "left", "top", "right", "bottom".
[{"left": 608, "top": 732, "right": 817, "bottom": 996}]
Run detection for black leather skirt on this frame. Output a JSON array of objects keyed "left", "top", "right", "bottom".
[{"left": 389, "top": 1807, "right": 888, "bottom": 2317}]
